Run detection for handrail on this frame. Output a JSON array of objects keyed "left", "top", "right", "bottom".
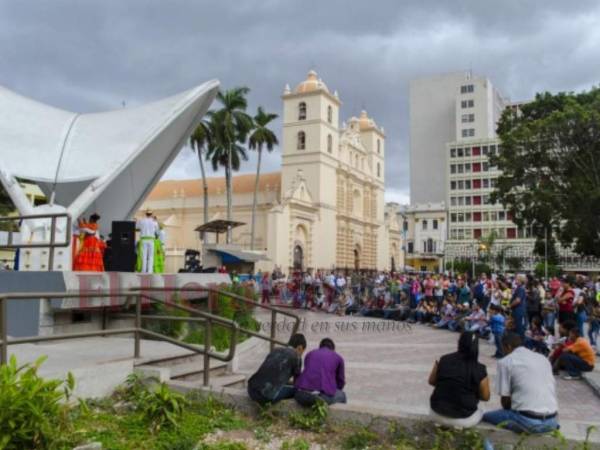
[
  {"left": 131, "top": 286, "right": 302, "bottom": 350},
  {"left": 0, "top": 289, "right": 241, "bottom": 386},
  {"left": 0, "top": 212, "right": 72, "bottom": 271}
]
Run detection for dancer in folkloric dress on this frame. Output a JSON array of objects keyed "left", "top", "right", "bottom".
[{"left": 73, "top": 213, "right": 106, "bottom": 272}]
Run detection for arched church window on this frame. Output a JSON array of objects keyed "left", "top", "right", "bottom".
[
  {"left": 297, "top": 131, "right": 306, "bottom": 150},
  {"left": 377, "top": 139, "right": 381, "bottom": 154},
  {"left": 298, "top": 102, "right": 307, "bottom": 120},
  {"left": 327, "top": 134, "right": 332, "bottom": 153},
  {"left": 377, "top": 162, "right": 381, "bottom": 177},
  {"left": 327, "top": 105, "right": 333, "bottom": 123}
]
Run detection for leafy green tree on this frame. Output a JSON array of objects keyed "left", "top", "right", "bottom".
[
  {"left": 490, "top": 87, "right": 600, "bottom": 257},
  {"left": 207, "top": 87, "right": 254, "bottom": 243},
  {"left": 248, "top": 107, "right": 278, "bottom": 250}
]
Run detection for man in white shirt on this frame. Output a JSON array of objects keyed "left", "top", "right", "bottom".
[
  {"left": 136, "top": 210, "right": 159, "bottom": 273},
  {"left": 482, "top": 332, "right": 559, "bottom": 433}
]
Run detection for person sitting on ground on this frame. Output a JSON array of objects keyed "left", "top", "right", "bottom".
[
  {"left": 294, "top": 338, "right": 346, "bottom": 406},
  {"left": 482, "top": 332, "right": 559, "bottom": 434},
  {"left": 434, "top": 297, "right": 456, "bottom": 329},
  {"left": 555, "top": 328, "right": 595, "bottom": 380},
  {"left": 463, "top": 303, "right": 488, "bottom": 335},
  {"left": 247, "top": 333, "right": 306, "bottom": 405},
  {"left": 524, "top": 317, "right": 549, "bottom": 355},
  {"left": 428, "top": 331, "right": 490, "bottom": 427},
  {"left": 489, "top": 304, "right": 506, "bottom": 358},
  {"left": 549, "top": 320, "right": 576, "bottom": 369}
]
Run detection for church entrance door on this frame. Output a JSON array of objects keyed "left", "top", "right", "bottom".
[{"left": 293, "top": 245, "right": 304, "bottom": 270}]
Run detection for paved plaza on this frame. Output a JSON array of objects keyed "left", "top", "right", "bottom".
[{"left": 243, "top": 310, "right": 600, "bottom": 442}]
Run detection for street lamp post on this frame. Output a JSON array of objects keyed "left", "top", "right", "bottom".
[{"left": 544, "top": 226, "right": 548, "bottom": 280}]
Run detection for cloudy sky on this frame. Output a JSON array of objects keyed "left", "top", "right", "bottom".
[{"left": 1, "top": 0, "right": 599, "bottom": 205}]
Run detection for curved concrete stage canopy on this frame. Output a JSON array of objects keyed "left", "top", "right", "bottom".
[{"left": 0, "top": 80, "right": 219, "bottom": 235}]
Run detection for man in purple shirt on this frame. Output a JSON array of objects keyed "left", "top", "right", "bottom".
[{"left": 294, "top": 338, "right": 347, "bottom": 406}]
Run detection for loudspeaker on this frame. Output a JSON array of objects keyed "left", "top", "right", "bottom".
[{"left": 109, "top": 221, "right": 136, "bottom": 272}]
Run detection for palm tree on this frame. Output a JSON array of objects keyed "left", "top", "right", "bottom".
[
  {"left": 189, "top": 118, "right": 213, "bottom": 239},
  {"left": 248, "top": 107, "right": 278, "bottom": 250},
  {"left": 208, "top": 88, "right": 254, "bottom": 243}
]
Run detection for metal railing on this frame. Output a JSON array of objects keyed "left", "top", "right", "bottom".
[
  {"left": 0, "top": 287, "right": 300, "bottom": 387},
  {"left": 0, "top": 212, "right": 72, "bottom": 271},
  {"left": 129, "top": 286, "right": 302, "bottom": 351}
]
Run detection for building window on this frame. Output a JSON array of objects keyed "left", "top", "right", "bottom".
[
  {"left": 473, "top": 162, "right": 481, "bottom": 172},
  {"left": 297, "top": 131, "right": 306, "bottom": 150},
  {"left": 458, "top": 164, "right": 464, "bottom": 174},
  {"left": 483, "top": 162, "right": 489, "bottom": 172},
  {"left": 422, "top": 240, "right": 427, "bottom": 253},
  {"left": 465, "top": 147, "right": 471, "bottom": 156},
  {"left": 327, "top": 134, "right": 333, "bottom": 153},
  {"left": 457, "top": 148, "right": 464, "bottom": 157},
  {"left": 450, "top": 164, "right": 456, "bottom": 174},
  {"left": 465, "top": 180, "right": 471, "bottom": 189},
  {"left": 465, "top": 196, "right": 471, "bottom": 205},
  {"left": 422, "top": 220, "right": 428, "bottom": 230},
  {"left": 433, "top": 219, "right": 438, "bottom": 230},
  {"left": 461, "top": 84, "right": 474, "bottom": 94},
  {"left": 498, "top": 211, "right": 505, "bottom": 221},
  {"left": 473, "top": 211, "right": 482, "bottom": 222},
  {"left": 327, "top": 105, "right": 333, "bottom": 123},
  {"left": 461, "top": 99, "right": 474, "bottom": 108},
  {"left": 474, "top": 228, "right": 482, "bottom": 239},
  {"left": 465, "top": 163, "right": 471, "bottom": 173},
  {"left": 403, "top": 221, "right": 408, "bottom": 231},
  {"left": 482, "top": 178, "right": 489, "bottom": 188},
  {"left": 458, "top": 180, "right": 464, "bottom": 189},
  {"left": 461, "top": 113, "right": 475, "bottom": 123},
  {"left": 450, "top": 181, "right": 456, "bottom": 190},
  {"left": 450, "top": 148, "right": 456, "bottom": 158},
  {"left": 507, "top": 228, "right": 517, "bottom": 239},
  {"left": 407, "top": 242, "right": 414, "bottom": 253},
  {"left": 473, "top": 195, "right": 482, "bottom": 205},
  {"left": 451, "top": 197, "right": 457, "bottom": 206},
  {"left": 451, "top": 213, "right": 457, "bottom": 222},
  {"left": 377, "top": 163, "right": 381, "bottom": 177},
  {"left": 473, "top": 179, "right": 481, "bottom": 189},
  {"left": 298, "top": 102, "right": 307, "bottom": 120},
  {"left": 461, "top": 128, "right": 475, "bottom": 138}
]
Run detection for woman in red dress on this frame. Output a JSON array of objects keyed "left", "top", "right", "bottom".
[{"left": 73, "top": 213, "right": 106, "bottom": 271}]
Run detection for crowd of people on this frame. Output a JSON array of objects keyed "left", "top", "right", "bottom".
[{"left": 246, "top": 268, "right": 600, "bottom": 436}]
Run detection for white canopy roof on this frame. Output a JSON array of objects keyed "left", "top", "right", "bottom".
[{"left": 0, "top": 80, "right": 219, "bottom": 232}]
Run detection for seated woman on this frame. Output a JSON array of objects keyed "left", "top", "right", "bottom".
[{"left": 428, "top": 331, "right": 490, "bottom": 427}]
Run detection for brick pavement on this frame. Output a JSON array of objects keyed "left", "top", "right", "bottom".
[{"left": 244, "top": 310, "right": 600, "bottom": 442}]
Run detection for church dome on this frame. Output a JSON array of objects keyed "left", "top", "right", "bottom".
[
  {"left": 294, "top": 70, "right": 330, "bottom": 94},
  {"left": 358, "top": 110, "right": 377, "bottom": 131}
]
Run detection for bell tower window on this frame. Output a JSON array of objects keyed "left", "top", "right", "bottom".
[
  {"left": 327, "top": 134, "right": 332, "bottom": 153},
  {"left": 327, "top": 105, "right": 333, "bottom": 123},
  {"left": 298, "top": 102, "right": 307, "bottom": 120},
  {"left": 297, "top": 131, "right": 306, "bottom": 150}
]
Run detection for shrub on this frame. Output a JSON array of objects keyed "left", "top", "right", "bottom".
[
  {"left": 342, "top": 427, "right": 380, "bottom": 450},
  {"left": 288, "top": 400, "right": 328, "bottom": 432},
  {"left": 0, "top": 355, "right": 74, "bottom": 450}
]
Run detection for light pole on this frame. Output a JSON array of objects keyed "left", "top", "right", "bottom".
[{"left": 544, "top": 226, "right": 548, "bottom": 280}]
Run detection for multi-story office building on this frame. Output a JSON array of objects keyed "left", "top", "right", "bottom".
[{"left": 409, "top": 72, "right": 506, "bottom": 205}]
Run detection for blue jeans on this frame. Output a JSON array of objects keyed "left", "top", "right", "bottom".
[
  {"left": 558, "top": 352, "right": 594, "bottom": 377},
  {"left": 493, "top": 332, "right": 504, "bottom": 357},
  {"left": 320, "top": 389, "right": 347, "bottom": 405},
  {"left": 248, "top": 384, "right": 296, "bottom": 405},
  {"left": 482, "top": 409, "right": 559, "bottom": 434},
  {"left": 543, "top": 312, "right": 555, "bottom": 331},
  {"left": 512, "top": 308, "right": 526, "bottom": 338},
  {"left": 588, "top": 320, "right": 600, "bottom": 346}
]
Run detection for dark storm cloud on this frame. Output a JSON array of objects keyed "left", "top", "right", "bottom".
[{"left": 1, "top": 0, "right": 599, "bottom": 204}]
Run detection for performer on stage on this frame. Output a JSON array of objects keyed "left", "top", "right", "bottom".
[
  {"left": 73, "top": 213, "right": 106, "bottom": 272},
  {"left": 153, "top": 215, "right": 166, "bottom": 274},
  {"left": 136, "top": 210, "right": 158, "bottom": 273}
]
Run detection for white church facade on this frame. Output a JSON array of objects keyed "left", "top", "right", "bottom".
[{"left": 142, "top": 71, "right": 402, "bottom": 273}]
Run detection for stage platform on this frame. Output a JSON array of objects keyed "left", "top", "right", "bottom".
[{"left": 0, "top": 271, "right": 231, "bottom": 337}]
